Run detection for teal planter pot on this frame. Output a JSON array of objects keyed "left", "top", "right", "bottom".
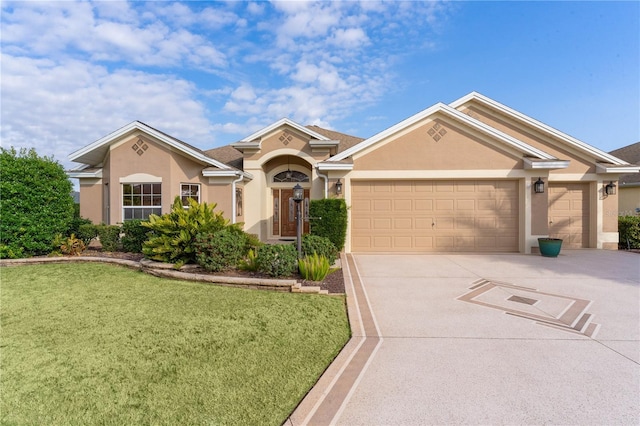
[{"left": 538, "top": 238, "right": 563, "bottom": 257}]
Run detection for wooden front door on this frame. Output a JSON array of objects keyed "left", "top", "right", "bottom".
[{"left": 273, "top": 188, "right": 310, "bottom": 237}]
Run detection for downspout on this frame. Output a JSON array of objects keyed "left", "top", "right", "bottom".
[
  {"left": 316, "top": 168, "right": 329, "bottom": 198},
  {"left": 231, "top": 173, "right": 244, "bottom": 224}
]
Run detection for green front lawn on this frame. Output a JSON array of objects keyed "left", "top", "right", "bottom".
[{"left": 1, "top": 263, "right": 350, "bottom": 425}]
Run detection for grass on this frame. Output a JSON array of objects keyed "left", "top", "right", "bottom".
[{"left": 0, "top": 263, "right": 350, "bottom": 425}]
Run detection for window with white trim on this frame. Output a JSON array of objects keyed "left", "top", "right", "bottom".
[
  {"left": 122, "top": 183, "right": 162, "bottom": 220},
  {"left": 181, "top": 183, "right": 200, "bottom": 207}
]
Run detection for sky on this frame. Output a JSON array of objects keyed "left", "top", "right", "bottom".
[{"left": 1, "top": 1, "right": 638, "bottom": 171}]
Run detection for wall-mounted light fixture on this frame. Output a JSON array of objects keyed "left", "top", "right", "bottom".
[
  {"left": 534, "top": 177, "right": 545, "bottom": 194},
  {"left": 335, "top": 179, "right": 343, "bottom": 195},
  {"left": 604, "top": 181, "right": 616, "bottom": 196}
]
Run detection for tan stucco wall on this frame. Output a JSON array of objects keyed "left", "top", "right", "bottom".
[
  {"left": 353, "top": 117, "right": 521, "bottom": 171},
  {"left": 460, "top": 105, "right": 594, "bottom": 174},
  {"left": 603, "top": 190, "right": 618, "bottom": 232},
  {"left": 106, "top": 133, "right": 228, "bottom": 223},
  {"left": 79, "top": 179, "right": 103, "bottom": 224},
  {"left": 619, "top": 187, "right": 640, "bottom": 216},
  {"left": 204, "top": 183, "right": 234, "bottom": 220},
  {"left": 530, "top": 178, "right": 548, "bottom": 235}
]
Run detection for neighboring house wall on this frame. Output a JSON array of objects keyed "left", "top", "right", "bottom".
[{"left": 618, "top": 187, "right": 640, "bottom": 216}]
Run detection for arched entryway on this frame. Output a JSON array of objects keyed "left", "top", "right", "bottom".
[{"left": 264, "top": 155, "right": 312, "bottom": 238}]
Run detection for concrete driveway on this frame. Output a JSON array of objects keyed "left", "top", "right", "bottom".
[{"left": 290, "top": 250, "right": 639, "bottom": 425}]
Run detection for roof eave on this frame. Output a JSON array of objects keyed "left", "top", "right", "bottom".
[
  {"left": 202, "top": 169, "right": 254, "bottom": 180},
  {"left": 596, "top": 163, "right": 640, "bottom": 174},
  {"left": 450, "top": 92, "right": 629, "bottom": 166},
  {"left": 317, "top": 162, "right": 354, "bottom": 171},
  {"left": 523, "top": 159, "right": 570, "bottom": 170},
  {"left": 69, "top": 121, "right": 229, "bottom": 170},
  {"left": 240, "top": 118, "right": 330, "bottom": 143},
  {"left": 67, "top": 170, "right": 103, "bottom": 179}
]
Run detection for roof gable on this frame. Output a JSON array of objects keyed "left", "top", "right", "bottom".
[
  {"left": 236, "top": 118, "right": 331, "bottom": 145},
  {"left": 450, "top": 92, "right": 629, "bottom": 166},
  {"left": 328, "top": 102, "right": 557, "bottom": 163},
  {"left": 69, "top": 121, "right": 231, "bottom": 170}
]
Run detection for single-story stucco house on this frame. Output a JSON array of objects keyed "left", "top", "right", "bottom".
[
  {"left": 69, "top": 92, "right": 639, "bottom": 254},
  {"left": 609, "top": 142, "right": 640, "bottom": 216}
]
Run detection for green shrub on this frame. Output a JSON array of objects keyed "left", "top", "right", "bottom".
[
  {"left": 309, "top": 198, "right": 348, "bottom": 251},
  {"left": 77, "top": 223, "right": 98, "bottom": 247},
  {"left": 0, "top": 147, "right": 74, "bottom": 256},
  {"left": 619, "top": 216, "right": 640, "bottom": 249},
  {"left": 195, "top": 227, "right": 248, "bottom": 272},
  {"left": 96, "top": 224, "right": 121, "bottom": 252},
  {"left": 67, "top": 215, "right": 92, "bottom": 237},
  {"left": 256, "top": 244, "right": 298, "bottom": 277},
  {"left": 238, "top": 248, "right": 259, "bottom": 272},
  {"left": 0, "top": 244, "right": 24, "bottom": 259},
  {"left": 298, "top": 253, "right": 331, "bottom": 281},
  {"left": 301, "top": 234, "right": 338, "bottom": 265},
  {"left": 142, "top": 197, "right": 229, "bottom": 266},
  {"left": 121, "top": 220, "right": 149, "bottom": 253},
  {"left": 244, "top": 233, "right": 263, "bottom": 251}
]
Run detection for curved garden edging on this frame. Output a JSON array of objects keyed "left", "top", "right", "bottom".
[{"left": 0, "top": 256, "right": 331, "bottom": 294}]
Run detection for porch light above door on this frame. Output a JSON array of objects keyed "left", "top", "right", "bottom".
[
  {"left": 335, "top": 179, "right": 343, "bottom": 195},
  {"left": 534, "top": 177, "right": 545, "bottom": 194}
]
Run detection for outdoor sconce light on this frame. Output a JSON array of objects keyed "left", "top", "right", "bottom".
[
  {"left": 604, "top": 181, "right": 616, "bottom": 196},
  {"left": 292, "top": 183, "right": 304, "bottom": 202},
  {"left": 292, "top": 183, "right": 304, "bottom": 256},
  {"left": 534, "top": 177, "right": 545, "bottom": 194},
  {"left": 335, "top": 179, "right": 343, "bottom": 195}
]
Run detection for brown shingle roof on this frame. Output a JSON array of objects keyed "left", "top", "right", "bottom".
[
  {"left": 609, "top": 142, "right": 640, "bottom": 184},
  {"left": 204, "top": 145, "right": 243, "bottom": 170},
  {"left": 305, "top": 125, "right": 365, "bottom": 153}
]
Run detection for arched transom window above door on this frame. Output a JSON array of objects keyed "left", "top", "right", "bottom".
[{"left": 273, "top": 170, "right": 309, "bottom": 183}]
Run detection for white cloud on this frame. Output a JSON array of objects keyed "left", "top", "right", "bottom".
[
  {"left": 0, "top": 0, "right": 455, "bottom": 166},
  {"left": 1, "top": 1, "right": 228, "bottom": 71},
  {"left": 0, "top": 54, "right": 214, "bottom": 168},
  {"left": 329, "top": 27, "right": 370, "bottom": 49}
]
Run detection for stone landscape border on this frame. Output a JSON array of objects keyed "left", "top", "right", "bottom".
[{"left": 0, "top": 257, "right": 332, "bottom": 295}]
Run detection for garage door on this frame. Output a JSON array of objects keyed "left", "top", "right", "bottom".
[
  {"left": 548, "top": 183, "right": 590, "bottom": 248},
  {"left": 351, "top": 180, "right": 519, "bottom": 252}
]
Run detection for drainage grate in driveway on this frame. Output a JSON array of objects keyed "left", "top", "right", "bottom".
[{"left": 507, "top": 295, "right": 538, "bottom": 305}]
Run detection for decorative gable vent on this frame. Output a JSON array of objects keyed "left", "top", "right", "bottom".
[
  {"left": 427, "top": 123, "right": 447, "bottom": 142},
  {"left": 279, "top": 130, "right": 293, "bottom": 145},
  {"left": 131, "top": 139, "right": 149, "bottom": 156}
]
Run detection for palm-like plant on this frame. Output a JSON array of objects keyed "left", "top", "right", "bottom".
[{"left": 142, "top": 197, "right": 233, "bottom": 267}]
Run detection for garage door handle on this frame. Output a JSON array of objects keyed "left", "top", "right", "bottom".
[{"left": 432, "top": 221, "right": 436, "bottom": 227}]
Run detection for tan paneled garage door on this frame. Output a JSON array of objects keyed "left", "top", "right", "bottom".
[
  {"left": 351, "top": 180, "right": 519, "bottom": 252},
  {"left": 548, "top": 183, "right": 590, "bottom": 248}
]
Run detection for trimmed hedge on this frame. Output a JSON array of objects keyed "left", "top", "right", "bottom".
[
  {"left": 309, "top": 198, "right": 348, "bottom": 251},
  {"left": 121, "top": 220, "right": 149, "bottom": 253},
  {"left": 619, "top": 216, "right": 640, "bottom": 249},
  {"left": 0, "top": 147, "right": 74, "bottom": 257},
  {"left": 96, "top": 224, "right": 121, "bottom": 252},
  {"left": 256, "top": 244, "right": 298, "bottom": 277},
  {"left": 195, "top": 228, "right": 248, "bottom": 272}
]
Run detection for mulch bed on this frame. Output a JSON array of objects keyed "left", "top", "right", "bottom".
[{"left": 79, "top": 247, "right": 346, "bottom": 294}]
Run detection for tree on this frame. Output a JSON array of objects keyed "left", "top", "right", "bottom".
[{"left": 0, "top": 147, "right": 74, "bottom": 257}]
